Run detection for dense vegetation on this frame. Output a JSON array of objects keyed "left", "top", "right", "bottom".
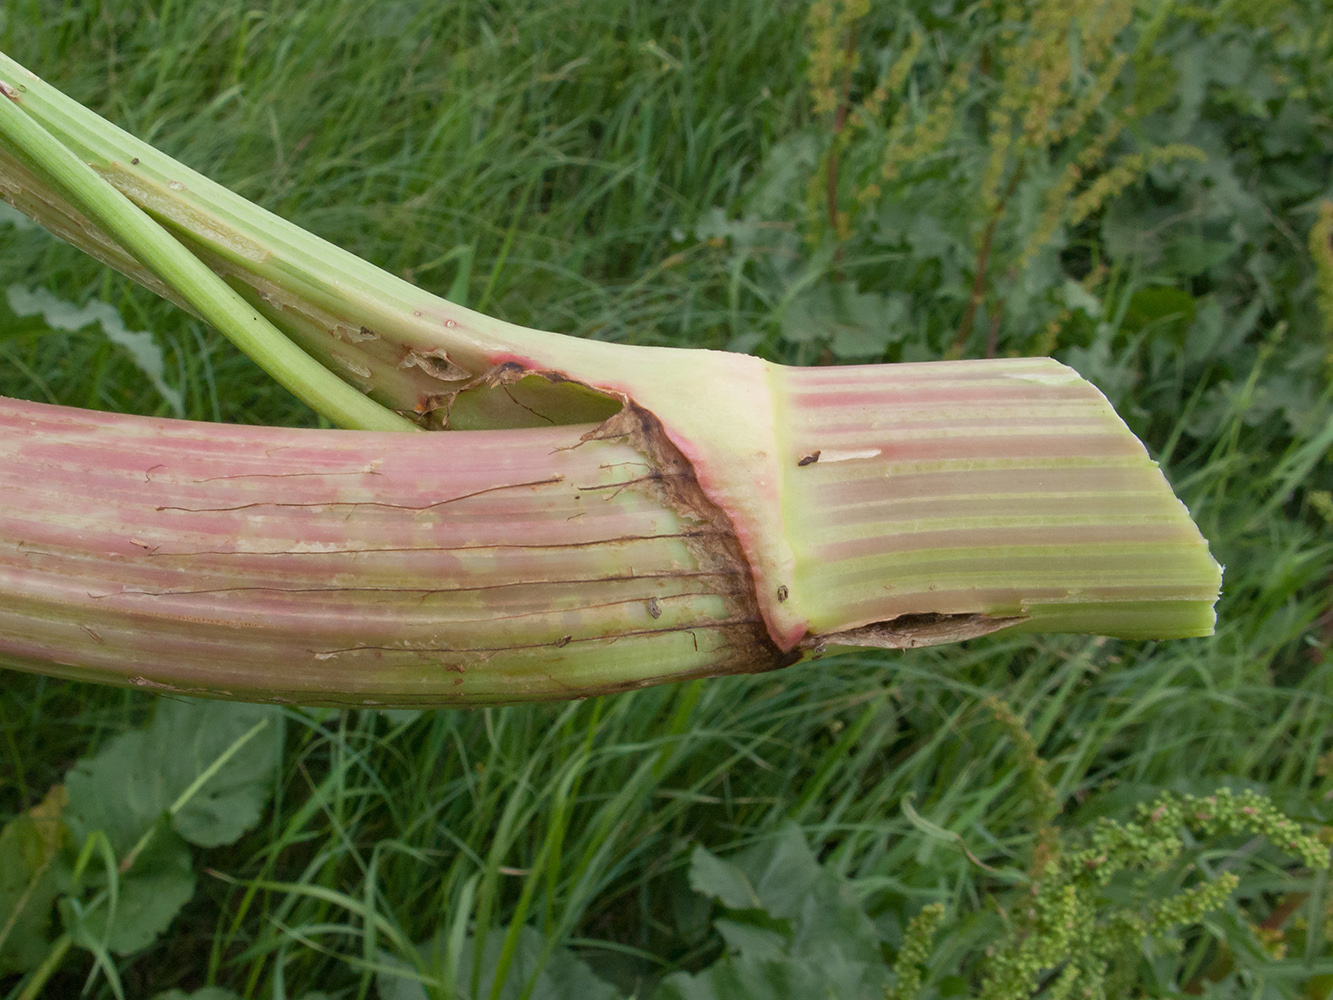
[{"left": 1, "top": 0, "right": 1331, "bottom": 996}]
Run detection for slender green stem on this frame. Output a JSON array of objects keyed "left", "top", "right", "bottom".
[
  {"left": 15, "top": 932, "right": 73, "bottom": 1000},
  {"left": 0, "top": 86, "right": 417, "bottom": 432}
]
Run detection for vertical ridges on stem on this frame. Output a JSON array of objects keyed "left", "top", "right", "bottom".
[
  {"left": 0, "top": 396, "right": 788, "bottom": 705},
  {"left": 775, "top": 359, "right": 1221, "bottom": 643}
]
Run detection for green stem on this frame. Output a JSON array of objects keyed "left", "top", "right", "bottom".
[
  {"left": 16, "top": 932, "right": 73, "bottom": 1000},
  {"left": 0, "top": 85, "right": 416, "bottom": 432}
]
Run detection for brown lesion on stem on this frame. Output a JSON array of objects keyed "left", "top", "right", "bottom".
[
  {"left": 399, "top": 346, "right": 469, "bottom": 381},
  {"left": 420, "top": 361, "right": 622, "bottom": 430},
  {"left": 804, "top": 612, "right": 1028, "bottom": 652},
  {"left": 337, "top": 362, "right": 1032, "bottom": 671},
  {"left": 581, "top": 402, "right": 803, "bottom": 674}
]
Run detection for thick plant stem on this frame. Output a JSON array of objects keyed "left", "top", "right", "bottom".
[
  {"left": 771, "top": 360, "right": 1221, "bottom": 642},
  {"left": 0, "top": 396, "right": 781, "bottom": 705},
  {"left": 0, "top": 53, "right": 1223, "bottom": 703},
  {"left": 0, "top": 355, "right": 1221, "bottom": 706}
]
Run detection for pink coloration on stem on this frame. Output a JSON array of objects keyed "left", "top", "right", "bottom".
[
  {"left": 773, "top": 360, "right": 1221, "bottom": 639},
  {"left": 0, "top": 395, "right": 780, "bottom": 705}
]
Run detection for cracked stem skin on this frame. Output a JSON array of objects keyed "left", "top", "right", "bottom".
[
  {"left": 0, "top": 360, "right": 1222, "bottom": 711},
  {"left": 0, "top": 397, "right": 779, "bottom": 705},
  {"left": 0, "top": 51, "right": 808, "bottom": 639},
  {"left": 0, "top": 52, "right": 1222, "bottom": 668}
]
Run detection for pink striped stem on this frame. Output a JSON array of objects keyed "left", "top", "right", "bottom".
[
  {"left": 1, "top": 355, "right": 1220, "bottom": 706},
  {"left": 0, "top": 396, "right": 780, "bottom": 705},
  {"left": 773, "top": 359, "right": 1220, "bottom": 642},
  {"left": 0, "top": 53, "right": 1222, "bottom": 703}
]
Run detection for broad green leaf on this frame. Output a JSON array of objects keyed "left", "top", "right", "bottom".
[
  {"left": 780, "top": 283, "right": 907, "bottom": 358},
  {"left": 152, "top": 989, "right": 245, "bottom": 1000},
  {"left": 1060, "top": 280, "right": 1103, "bottom": 320},
  {"left": 665, "top": 826, "right": 889, "bottom": 1000},
  {"left": 689, "top": 825, "right": 822, "bottom": 921},
  {"left": 744, "top": 132, "right": 819, "bottom": 219},
  {"left": 1101, "top": 195, "right": 1176, "bottom": 265},
  {"left": 1184, "top": 296, "right": 1261, "bottom": 367},
  {"left": 64, "top": 699, "right": 283, "bottom": 855},
  {"left": 63, "top": 819, "right": 195, "bottom": 956},
  {"left": 1160, "top": 234, "right": 1239, "bottom": 277},
  {"left": 906, "top": 212, "right": 959, "bottom": 262},
  {"left": 0, "top": 785, "right": 68, "bottom": 974},
  {"left": 693, "top": 209, "right": 764, "bottom": 252},
  {"left": 169, "top": 703, "right": 284, "bottom": 848},
  {"left": 687, "top": 846, "right": 763, "bottom": 912},
  {"left": 655, "top": 946, "right": 890, "bottom": 1000},
  {"left": 1261, "top": 99, "right": 1314, "bottom": 157},
  {"left": 712, "top": 919, "right": 786, "bottom": 962}
]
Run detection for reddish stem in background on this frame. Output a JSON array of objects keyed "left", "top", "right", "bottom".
[
  {"left": 1184, "top": 889, "right": 1309, "bottom": 994},
  {"left": 1312, "top": 569, "right": 1333, "bottom": 665},
  {"left": 953, "top": 166, "right": 1025, "bottom": 356},
  {"left": 826, "top": 22, "right": 858, "bottom": 276},
  {"left": 985, "top": 296, "right": 1005, "bottom": 358},
  {"left": 953, "top": 215, "right": 998, "bottom": 355}
]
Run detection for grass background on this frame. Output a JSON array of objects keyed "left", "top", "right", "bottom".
[{"left": 1, "top": 0, "right": 1331, "bottom": 996}]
